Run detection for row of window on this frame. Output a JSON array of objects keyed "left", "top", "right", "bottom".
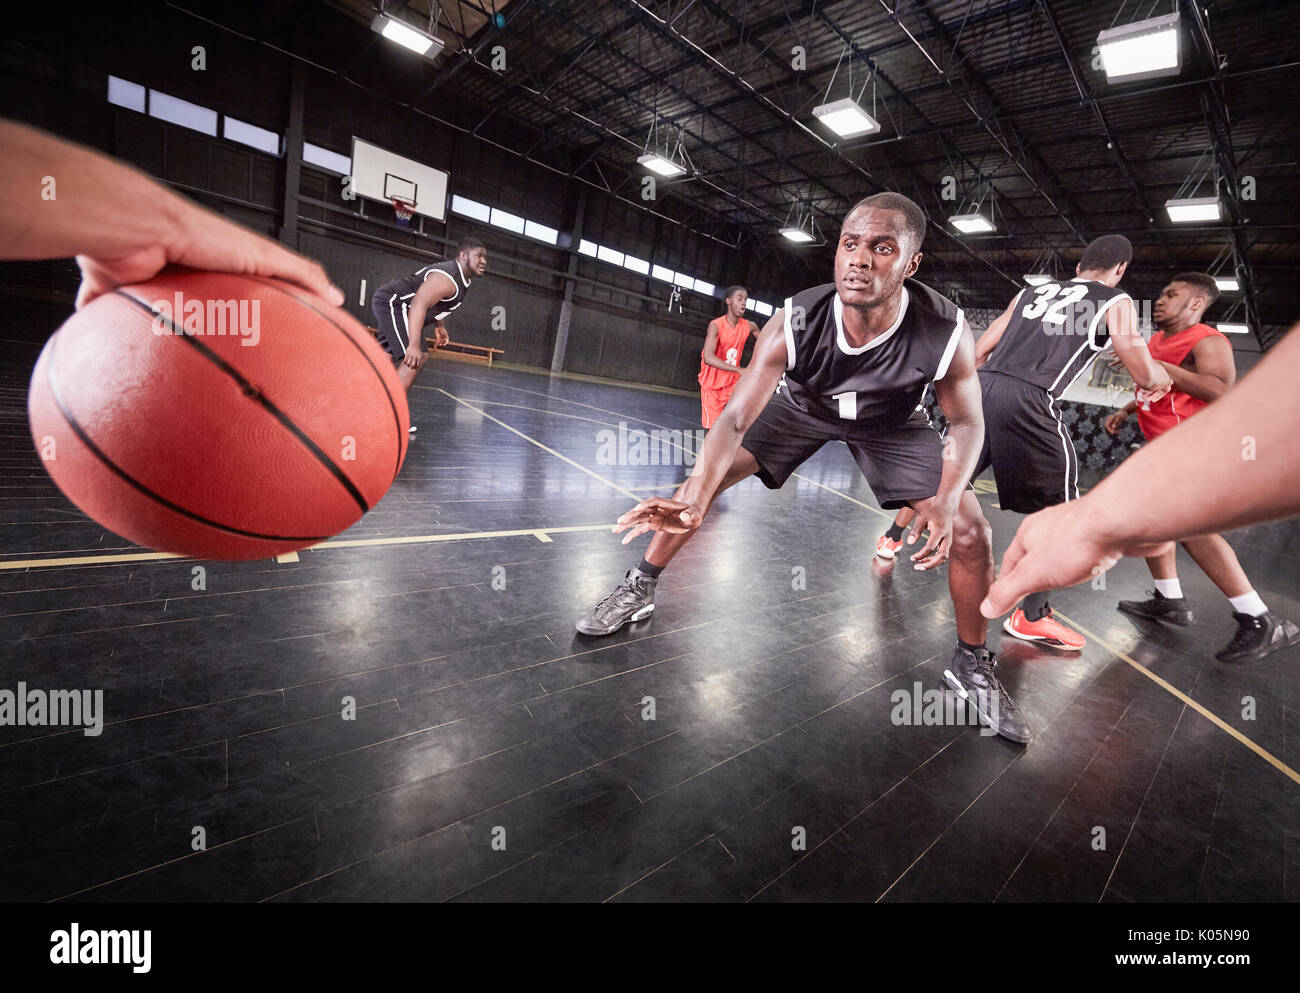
[
  {"left": 447, "top": 194, "right": 773, "bottom": 313},
  {"left": 106, "top": 75, "right": 774, "bottom": 316}
]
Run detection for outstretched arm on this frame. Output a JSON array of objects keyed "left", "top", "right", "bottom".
[
  {"left": 983, "top": 322, "right": 1300, "bottom": 616},
  {"left": 614, "top": 309, "right": 787, "bottom": 542},
  {"left": 0, "top": 119, "right": 342, "bottom": 308},
  {"left": 1107, "top": 297, "right": 1172, "bottom": 394}
]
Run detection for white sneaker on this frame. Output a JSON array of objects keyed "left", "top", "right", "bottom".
[{"left": 409, "top": 425, "right": 417, "bottom": 433}]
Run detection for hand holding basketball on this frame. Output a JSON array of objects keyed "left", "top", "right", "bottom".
[{"left": 614, "top": 497, "right": 704, "bottom": 544}]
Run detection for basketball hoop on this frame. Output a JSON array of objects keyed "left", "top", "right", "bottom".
[{"left": 391, "top": 197, "right": 417, "bottom": 227}]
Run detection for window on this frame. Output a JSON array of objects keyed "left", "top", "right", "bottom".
[
  {"left": 579, "top": 240, "right": 599, "bottom": 257},
  {"left": 693, "top": 279, "right": 715, "bottom": 296},
  {"left": 450, "top": 195, "right": 491, "bottom": 222},
  {"left": 753, "top": 300, "right": 774, "bottom": 317},
  {"left": 224, "top": 117, "right": 281, "bottom": 156},
  {"left": 148, "top": 89, "right": 218, "bottom": 136},
  {"left": 107, "top": 76, "right": 145, "bottom": 113},
  {"left": 651, "top": 264, "right": 675, "bottom": 282},
  {"left": 672, "top": 271, "right": 694, "bottom": 289},
  {"left": 524, "top": 220, "right": 559, "bottom": 245},
  {"left": 303, "top": 142, "right": 351, "bottom": 175},
  {"left": 623, "top": 255, "right": 650, "bottom": 275},
  {"left": 490, "top": 208, "right": 526, "bottom": 234},
  {"left": 597, "top": 245, "right": 625, "bottom": 266}
]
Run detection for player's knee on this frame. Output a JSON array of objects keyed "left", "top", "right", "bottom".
[{"left": 950, "top": 506, "right": 992, "bottom": 559}]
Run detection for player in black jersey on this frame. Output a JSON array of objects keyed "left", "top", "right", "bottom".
[
  {"left": 371, "top": 237, "right": 487, "bottom": 404},
  {"left": 884, "top": 235, "right": 1173, "bottom": 650},
  {"left": 576, "top": 192, "right": 1031, "bottom": 743}
]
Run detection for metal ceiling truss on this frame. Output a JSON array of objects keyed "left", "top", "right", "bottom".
[
  {"left": 1183, "top": 0, "right": 1267, "bottom": 346},
  {"left": 619, "top": 0, "right": 1025, "bottom": 289}
]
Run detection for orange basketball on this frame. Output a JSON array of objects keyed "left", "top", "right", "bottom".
[{"left": 27, "top": 269, "right": 409, "bottom": 561}]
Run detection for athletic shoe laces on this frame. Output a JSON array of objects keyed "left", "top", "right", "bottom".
[
  {"left": 594, "top": 574, "right": 645, "bottom": 612},
  {"left": 1225, "top": 615, "right": 1265, "bottom": 651}
]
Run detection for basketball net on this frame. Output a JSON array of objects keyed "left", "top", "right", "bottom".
[{"left": 391, "top": 198, "right": 417, "bottom": 227}]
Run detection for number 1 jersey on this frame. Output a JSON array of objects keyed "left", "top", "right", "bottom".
[{"left": 779, "top": 278, "right": 965, "bottom": 427}]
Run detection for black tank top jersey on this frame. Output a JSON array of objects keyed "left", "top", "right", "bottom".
[
  {"left": 375, "top": 259, "right": 472, "bottom": 326},
  {"left": 981, "top": 278, "right": 1130, "bottom": 397},
  {"left": 778, "top": 278, "right": 965, "bottom": 427}
]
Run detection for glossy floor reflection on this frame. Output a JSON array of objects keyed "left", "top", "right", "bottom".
[{"left": 2, "top": 350, "right": 1298, "bottom": 902}]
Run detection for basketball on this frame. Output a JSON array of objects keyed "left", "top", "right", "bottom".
[{"left": 26, "top": 269, "right": 409, "bottom": 561}]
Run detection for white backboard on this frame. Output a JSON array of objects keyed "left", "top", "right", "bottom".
[{"left": 350, "top": 137, "right": 448, "bottom": 221}]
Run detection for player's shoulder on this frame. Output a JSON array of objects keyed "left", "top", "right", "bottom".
[
  {"left": 902, "top": 278, "right": 961, "bottom": 329},
  {"left": 784, "top": 282, "right": 837, "bottom": 311}
]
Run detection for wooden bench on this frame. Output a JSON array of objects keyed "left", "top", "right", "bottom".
[
  {"left": 364, "top": 327, "right": 504, "bottom": 368},
  {"left": 425, "top": 338, "right": 505, "bottom": 368}
]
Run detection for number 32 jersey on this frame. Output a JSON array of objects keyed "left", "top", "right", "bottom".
[
  {"left": 779, "top": 278, "right": 965, "bottom": 427},
  {"left": 981, "top": 277, "right": 1131, "bottom": 398}
]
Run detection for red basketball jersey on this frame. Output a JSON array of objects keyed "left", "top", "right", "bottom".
[
  {"left": 1136, "top": 322, "right": 1230, "bottom": 440},
  {"left": 698, "top": 315, "right": 755, "bottom": 391}
]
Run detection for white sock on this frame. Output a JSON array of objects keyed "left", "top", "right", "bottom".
[
  {"left": 1154, "top": 579, "right": 1183, "bottom": 599},
  {"left": 1228, "top": 591, "right": 1268, "bottom": 617}
]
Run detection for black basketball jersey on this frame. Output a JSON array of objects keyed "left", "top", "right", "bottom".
[
  {"left": 779, "top": 278, "right": 965, "bottom": 427},
  {"left": 375, "top": 259, "right": 472, "bottom": 326},
  {"left": 981, "top": 278, "right": 1130, "bottom": 397}
]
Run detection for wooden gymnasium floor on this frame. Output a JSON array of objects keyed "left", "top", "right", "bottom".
[{"left": 2, "top": 347, "right": 1298, "bottom": 903}]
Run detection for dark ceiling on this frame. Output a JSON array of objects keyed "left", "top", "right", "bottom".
[{"left": 258, "top": 1, "right": 1300, "bottom": 343}]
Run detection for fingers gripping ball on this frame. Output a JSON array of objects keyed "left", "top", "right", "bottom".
[{"left": 28, "top": 270, "right": 410, "bottom": 560}]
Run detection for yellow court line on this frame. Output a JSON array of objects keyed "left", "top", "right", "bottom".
[
  {"left": 0, "top": 525, "right": 615, "bottom": 571},
  {"left": 0, "top": 550, "right": 185, "bottom": 570},
  {"left": 434, "top": 387, "right": 644, "bottom": 501},
  {"left": 313, "top": 524, "right": 609, "bottom": 549},
  {"left": 1055, "top": 611, "right": 1300, "bottom": 785}
]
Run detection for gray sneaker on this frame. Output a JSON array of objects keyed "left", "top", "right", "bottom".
[{"left": 576, "top": 568, "right": 657, "bottom": 636}]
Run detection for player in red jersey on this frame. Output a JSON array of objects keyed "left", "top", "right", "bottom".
[
  {"left": 1104, "top": 272, "right": 1298, "bottom": 663},
  {"left": 697, "top": 286, "right": 758, "bottom": 428}
]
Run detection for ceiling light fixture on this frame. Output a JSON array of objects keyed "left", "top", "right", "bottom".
[
  {"left": 812, "top": 97, "right": 882, "bottom": 138},
  {"left": 1165, "top": 196, "right": 1221, "bottom": 223},
  {"left": 636, "top": 152, "right": 687, "bottom": 178},
  {"left": 950, "top": 212, "right": 996, "bottom": 234},
  {"left": 1097, "top": 11, "right": 1181, "bottom": 83},
  {"left": 370, "top": 13, "right": 445, "bottom": 59}
]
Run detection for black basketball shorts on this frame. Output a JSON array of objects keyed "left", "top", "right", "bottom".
[
  {"left": 371, "top": 292, "right": 414, "bottom": 363},
  {"left": 740, "top": 386, "right": 953, "bottom": 510},
  {"left": 972, "top": 370, "right": 1078, "bottom": 514}
]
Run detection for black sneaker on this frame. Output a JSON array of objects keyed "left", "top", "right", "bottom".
[
  {"left": 1117, "top": 590, "right": 1195, "bottom": 626},
  {"left": 1215, "top": 612, "right": 1300, "bottom": 664},
  {"left": 941, "top": 644, "right": 1032, "bottom": 744},
  {"left": 575, "top": 568, "right": 657, "bottom": 636}
]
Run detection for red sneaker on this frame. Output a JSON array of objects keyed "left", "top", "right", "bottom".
[
  {"left": 1003, "top": 608, "right": 1085, "bottom": 650},
  {"left": 875, "top": 533, "right": 903, "bottom": 560}
]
